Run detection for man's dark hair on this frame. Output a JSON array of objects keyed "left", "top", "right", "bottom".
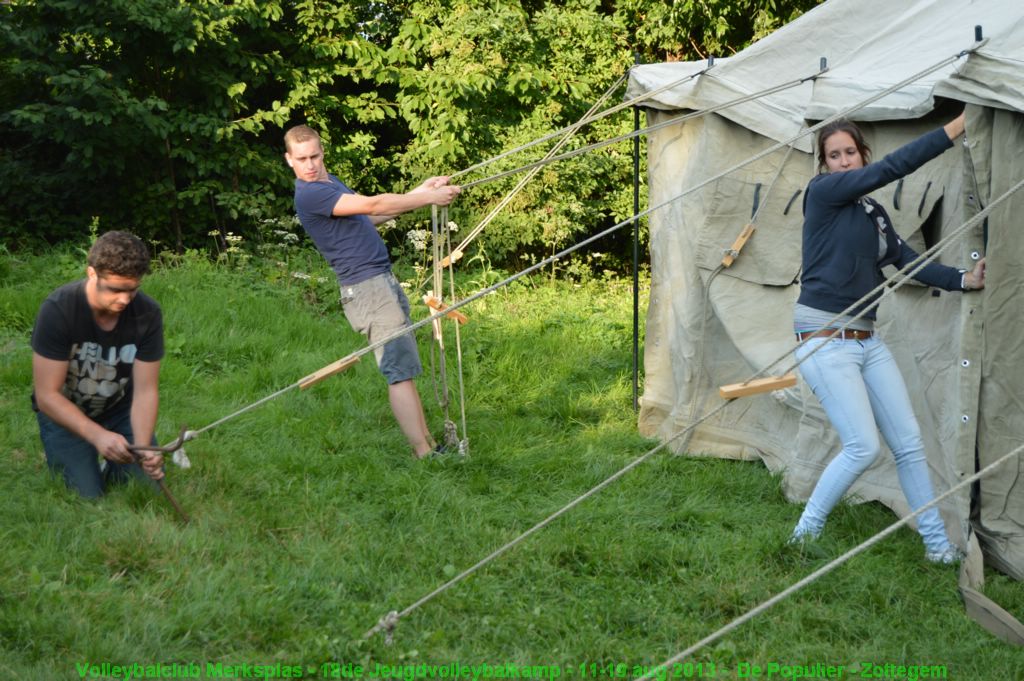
[{"left": 87, "top": 231, "right": 151, "bottom": 278}]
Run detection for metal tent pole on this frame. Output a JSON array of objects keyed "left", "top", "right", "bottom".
[{"left": 632, "top": 52, "right": 642, "bottom": 412}]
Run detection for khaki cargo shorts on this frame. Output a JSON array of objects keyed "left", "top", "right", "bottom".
[{"left": 340, "top": 272, "right": 423, "bottom": 384}]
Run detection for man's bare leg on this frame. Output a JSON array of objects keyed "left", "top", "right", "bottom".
[{"left": 388, "top": 379, "right": 435, "bottom": 458}]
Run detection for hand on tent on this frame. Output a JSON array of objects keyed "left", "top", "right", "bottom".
[
  {"left": 944, "top": 112, "right": 966, "bottom": 140},
  {"left": 964, "top": 257, "right": 986, "bottom": 290}
]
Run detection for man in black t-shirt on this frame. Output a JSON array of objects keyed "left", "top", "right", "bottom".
[{"left": 31, "top": 231, "right": 165, "bottom": 498}]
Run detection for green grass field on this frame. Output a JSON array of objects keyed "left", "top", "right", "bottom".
[{"left": 1, "top": 245, "right": 1022, "bottom": 680}]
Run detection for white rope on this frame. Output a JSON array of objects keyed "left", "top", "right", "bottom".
[
  {"left": 426, "top": 204, "right": 470, "bottom": 452},
  {"left": 442, "top": 205, "right": 470, "bottom": 453},
  {"left": 450, "top": 65, "right": 713, "bottom": 181},
  {"left": 438, "top": 70, "right": 820, "bottom": 289},
  {"left": 629, "top": 175, "right": 1024, "bottom": 673},
  {"left": 189, "top": 40, "right": 982, "bottom": 449},
  {"left": 636, "top": 441, "right": 1024, "bottom": 679},
  {"left": 359, "top": 174, "right": 1022, "bottom": 642},
  {"left": 362, "top": 398, "right": 736, "bottom": 640},
  {"left": 428, "top": 205, "right": 453, "bottom": 423},
  {"left": 357, "top": 40, "right": 986, "bottom": 639},
  {"left": 190, "top": 382, "right": 301, "bottom": 438},
  {"left": 447, "top": 71, "right": 630, "bottom": 267},
  {"left": 195, "top": 45, "right": 969, "bottom": 442},
  {"left": 458, "top": 72, "right": 817, "bottom": 191}
]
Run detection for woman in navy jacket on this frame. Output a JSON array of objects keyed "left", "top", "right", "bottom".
[{"left": 791, "top": 113, "right": 985, "bottom": 563}]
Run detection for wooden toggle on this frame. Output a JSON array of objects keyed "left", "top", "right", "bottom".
[
  {"left": 423, "top": 294, "right": 468, "bottom": 324},
  {"left": 298, "top": 356, "right": 361, "bottom": 390},
  {"left": 721, "top": 223, "right": 756, "bottom": 268},
  {"left": 719, "top": 373, "right": 796, "bottom": 399},
  {"left": 440, "top": 250, "right": 464, "bottom": 268}
]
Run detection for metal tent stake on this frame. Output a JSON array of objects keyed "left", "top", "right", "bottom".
[{"left": 129, "top": 425, "right": 192, "bottom": 524}]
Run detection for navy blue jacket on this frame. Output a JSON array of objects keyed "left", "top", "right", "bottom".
[{"left": 798, "top": 128, "right": 964, "bottom": 319}]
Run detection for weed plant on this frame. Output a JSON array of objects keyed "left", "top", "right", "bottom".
[{"left": 1, "top": 245, "right": 1021, "bottom": 679}]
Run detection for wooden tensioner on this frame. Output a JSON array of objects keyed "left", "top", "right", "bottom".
[
  {"left": 423, "top": 294, "right": 469, "bottom": 324},
  {"left": 298, "top": 356, "right": 361, "bottom": 390},
  {"left": 719, "top": 373, "right": 796, "bottom": 399},
  {"left": 440, "top": 250, "right": 465, "bottom": 268},
  {"left": 721, "top": 223, "right": 756, "bottom": 268}
]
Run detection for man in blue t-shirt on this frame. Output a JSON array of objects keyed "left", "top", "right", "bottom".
[
  {"left": 284, "top": 124, "right": 461, "bottom": 459},
  {"left": 31, "top": 231, "right": 165, "bottom": 498}
]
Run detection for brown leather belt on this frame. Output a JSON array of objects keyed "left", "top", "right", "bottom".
[{"left": 796, "top": 328, "right": 873, "bottom": 341}]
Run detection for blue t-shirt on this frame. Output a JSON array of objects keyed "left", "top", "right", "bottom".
[{"left": 294, "top": 174, "right": 391, "bottom": 285}]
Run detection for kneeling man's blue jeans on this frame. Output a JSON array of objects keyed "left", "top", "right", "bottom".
[
  {"left": 37, "top": 408, "right": 158, "bottom": 499},
  {"left": 794, "top": 336, "right": 952, "bottom": 553}
]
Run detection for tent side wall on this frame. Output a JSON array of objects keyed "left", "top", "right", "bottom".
[
  {"left": 970, "top": 105, "right": 1024, "bottom": 579},
  {"left": 639, "top": 112, "right": 802, "bottom": 464}
]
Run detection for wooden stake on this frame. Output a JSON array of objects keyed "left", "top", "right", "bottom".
[
  {"left": 440, "top": 250, "right": 464, "bottom": 268},
  {"left": 423, "top": 294, "right": 469, "bottom": 324},
  {"left": 721, "top": 223, "right": 756, "bottom": 268},
  {"left": 719, "top": 373, "right": 796, "bottom": 399},
  {"left": 298, "top": 356, "right": 361, "bottom": 390}
]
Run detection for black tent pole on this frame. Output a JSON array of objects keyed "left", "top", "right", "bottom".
[{"left": 632, "top": 51, "right": 642, "bottom": 412}]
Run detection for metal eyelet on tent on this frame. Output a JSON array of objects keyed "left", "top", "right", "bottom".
[
  {"left": 961, "top": 359, "right": 971, "bottom": 368},
  {"left": 971, "top": 251, "right": 981, "bottom": 260},
  {"left": 962, "top": 415, "right": 971, "bottom": 423}
]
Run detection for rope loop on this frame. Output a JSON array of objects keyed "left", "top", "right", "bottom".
[
  {"left": 380, "top": 610, "right": 400, "bottom": 645},
  {"left": 443, "top": 419, "right": 460, "bottom": 449}
]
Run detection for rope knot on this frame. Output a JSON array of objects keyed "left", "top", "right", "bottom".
[
  {"left": 379, "top": 610, "right": 400, "bottom": 645},
  {"left": 443, "top": 420, "right": 460, "bottom": 449}
]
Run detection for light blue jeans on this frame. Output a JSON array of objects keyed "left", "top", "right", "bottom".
[{"left": 794, "top": 336, "right": 952, "bottom": 553}]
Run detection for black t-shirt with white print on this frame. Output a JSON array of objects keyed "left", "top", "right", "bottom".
[{"left": 31, "top": 280, "right": 164, "bottom": 420}]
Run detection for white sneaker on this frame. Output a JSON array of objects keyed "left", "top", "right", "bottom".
[
  {"left": 925, "top": 546, "right": 964, "bottom": 564},
  {"left": 787, "top": 527, "right": 821, "bottom": 545}
]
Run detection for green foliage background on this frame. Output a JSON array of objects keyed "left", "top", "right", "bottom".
[{"left": 0, "top": 0, "right": 821, "bottom": 266}]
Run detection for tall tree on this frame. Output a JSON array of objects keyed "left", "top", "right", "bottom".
[
  {"left": 0, "top": 0, "right": 296, "bottom": 248},
  {"left": 1, "top": 0, "right": 822, "bottom": 265}
]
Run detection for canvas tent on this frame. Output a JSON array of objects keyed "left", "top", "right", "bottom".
[{"left": 627, "top": 0, "right": 1024, "bottom": 596}]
